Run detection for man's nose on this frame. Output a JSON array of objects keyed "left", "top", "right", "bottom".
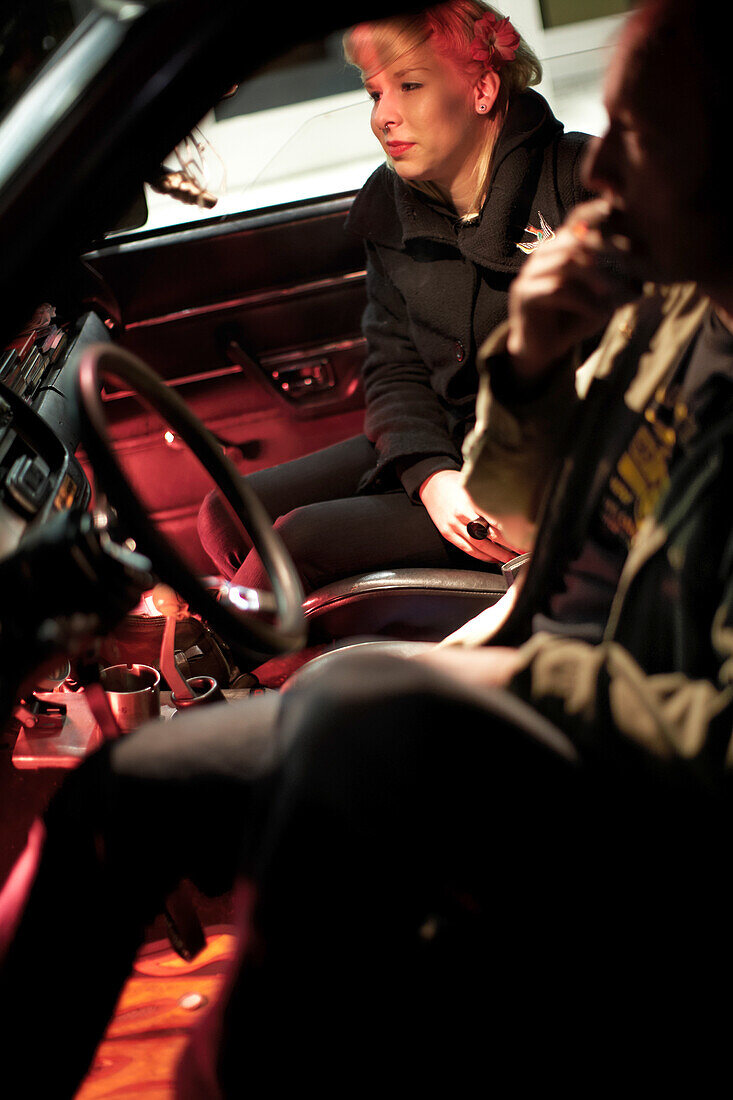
[{"left": 581, "top": 132, "right": 617, "bottom": 195}]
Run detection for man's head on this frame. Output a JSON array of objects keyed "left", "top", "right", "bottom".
[{"left": 584, "top": 0, "right": 732, "bottom": 298}]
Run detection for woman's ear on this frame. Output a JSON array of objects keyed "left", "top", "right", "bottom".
[{"left": 474, "top": 69, "right": 500, "bottom": 114}]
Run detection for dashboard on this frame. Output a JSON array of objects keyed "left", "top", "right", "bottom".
[{"left": 0, "top": 309, "right": 109, "bottom": 562}]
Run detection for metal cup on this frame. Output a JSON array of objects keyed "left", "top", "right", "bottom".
[{"left": 100, "top": 663, "right": 161, "bottom": 732}]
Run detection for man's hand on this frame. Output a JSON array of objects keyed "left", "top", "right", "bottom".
[
  {"left": 419, "top": 469, "right": 521, "bottom": 563},
  {"left": 507, "top": 197, "right": 642, "bottom": 384}
]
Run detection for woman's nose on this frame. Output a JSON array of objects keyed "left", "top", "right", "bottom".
[{"left": 373, "top": 94, "right": 400, "bottom": 133}]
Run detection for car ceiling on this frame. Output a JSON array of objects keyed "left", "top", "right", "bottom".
[{"left": 0, "top": 0, "right": 415, "bottom": 350}]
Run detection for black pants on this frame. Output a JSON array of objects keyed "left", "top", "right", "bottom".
[
  {"left": 197, "top": 434, "right": 497, "bottom": 593},
  {"left": 1, "top": 652, "right": 728, "bottom": 1095}
]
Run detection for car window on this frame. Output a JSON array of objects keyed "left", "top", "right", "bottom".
[{"left": 139, "top": 31, "right": 383, "bottom": 234}]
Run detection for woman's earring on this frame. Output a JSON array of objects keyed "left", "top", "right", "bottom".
[{"left": 478, "top": 103, "right": 487, "bottom": 112}]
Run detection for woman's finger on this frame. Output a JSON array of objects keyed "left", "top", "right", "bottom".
[{"left": 449, "top": 523, "right": 516, "bottom": 563}]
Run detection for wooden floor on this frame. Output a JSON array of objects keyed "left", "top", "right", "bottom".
[{"left": 75, "top": 925, "right": 237, "bottom": 1099}]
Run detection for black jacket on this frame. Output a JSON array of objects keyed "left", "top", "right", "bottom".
[{"left": 344, "top": 89, "right": 593, "bottom": 498}]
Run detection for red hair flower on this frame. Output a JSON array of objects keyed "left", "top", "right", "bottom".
[{"left": 470, "top": 11, "right": 520, "bottom": 69}]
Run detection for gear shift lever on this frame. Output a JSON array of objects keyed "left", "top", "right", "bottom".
[
  {"left": 151, "top": 583, "right": 195, "bottom": 701},
  {"left": 151, "top": 583, "right": 225, "bottom": 708}
]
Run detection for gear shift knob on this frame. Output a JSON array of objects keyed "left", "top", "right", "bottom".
[{"left": 151, "top": 582, "right": 188, "bottom": 618}]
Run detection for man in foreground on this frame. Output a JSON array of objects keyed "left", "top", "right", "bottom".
[{"left": 2, "top": 0, "right": 733, "bottom": 1091}]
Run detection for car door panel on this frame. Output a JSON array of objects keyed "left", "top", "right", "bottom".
[
  {"left": 84, "top": 198, "right": 364, "bottom": 319},
  {"left": 81, "top": 195, "right": 369, "bottom": 573}
]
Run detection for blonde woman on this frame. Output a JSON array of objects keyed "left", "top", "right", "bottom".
[{"left": 198, "top": 1, "right": 592, "bottom": 594}]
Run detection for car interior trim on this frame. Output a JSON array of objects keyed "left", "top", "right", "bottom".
[
  {"left": 100, "top": 335, "right": 367, "bottom": 402},
  {"left": 303, "top": 568, "right": 508, "bottom": 614},
  {"left": 119, "top": 270, "right": 367, "bottom": 332},
  {"left": 86, "top": 194, "right": 358, "bottom": 257}
]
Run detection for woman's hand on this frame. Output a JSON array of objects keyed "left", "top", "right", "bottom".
[{"left": 419, "top": 469, "right": 520, "bottom": 563}]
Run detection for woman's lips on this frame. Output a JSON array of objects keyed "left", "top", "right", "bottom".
[{"left": 386, "top": 141, "right": 415, "bottom": 158}]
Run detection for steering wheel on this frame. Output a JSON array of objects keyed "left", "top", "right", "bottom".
[{"left": 77, "top": 343, "right": 306, "bottom": 661}]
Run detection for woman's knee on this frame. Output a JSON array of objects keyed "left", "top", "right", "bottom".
[
  {"left": 235, "top": 507, "right": 335, "bottom": 592},
  {"left": 198, "top": 488, "right": 224, "bottom": 538},
  {"left": 198, "top": 488, "right": 252, "bottom": 575},
  {"left": 271, "top": 506, "right": 353, "bottom": 591}
]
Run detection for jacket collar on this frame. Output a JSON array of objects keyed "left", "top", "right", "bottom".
[{"left": 347, "top": 89, "right": 563, "bottom": 271}]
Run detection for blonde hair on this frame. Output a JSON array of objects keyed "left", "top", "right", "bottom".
[{"left": 344, "top": 1, "right": 542, "bottom": 219}]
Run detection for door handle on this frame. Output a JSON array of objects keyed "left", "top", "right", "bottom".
[
  {"left": 218, "top": 325, "right": 337, "bottom": 410},
  {"left": 269, "top": 358, "right": 335, "bottom": 399}
]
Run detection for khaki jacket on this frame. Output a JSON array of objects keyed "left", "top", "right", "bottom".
[{"left": 459, "top": 284, "right": 733, "bottom": 782}]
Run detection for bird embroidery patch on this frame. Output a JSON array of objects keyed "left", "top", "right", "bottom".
[{"left": 517, "top": 210, "right": 555, "bottom": 253}]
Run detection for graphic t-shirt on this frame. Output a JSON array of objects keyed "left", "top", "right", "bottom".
[{"left": 536, "top": 306, "right": 733, "bottom": 640}]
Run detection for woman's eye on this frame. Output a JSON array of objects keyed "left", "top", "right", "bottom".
[
  {"left": 402, "top": 82, "right": 421, "bottom": 92},
  {"left": 368, "top": 91, "right": 381, "bottom": 103}
]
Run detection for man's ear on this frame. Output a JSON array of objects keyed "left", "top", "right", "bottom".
[{"left": 474, "top": 69, "right": 501, "bottom": 114}]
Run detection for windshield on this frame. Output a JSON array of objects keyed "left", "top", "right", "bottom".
[{"left": 0, "top": 0, "right": 97, "bottom": 124}]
